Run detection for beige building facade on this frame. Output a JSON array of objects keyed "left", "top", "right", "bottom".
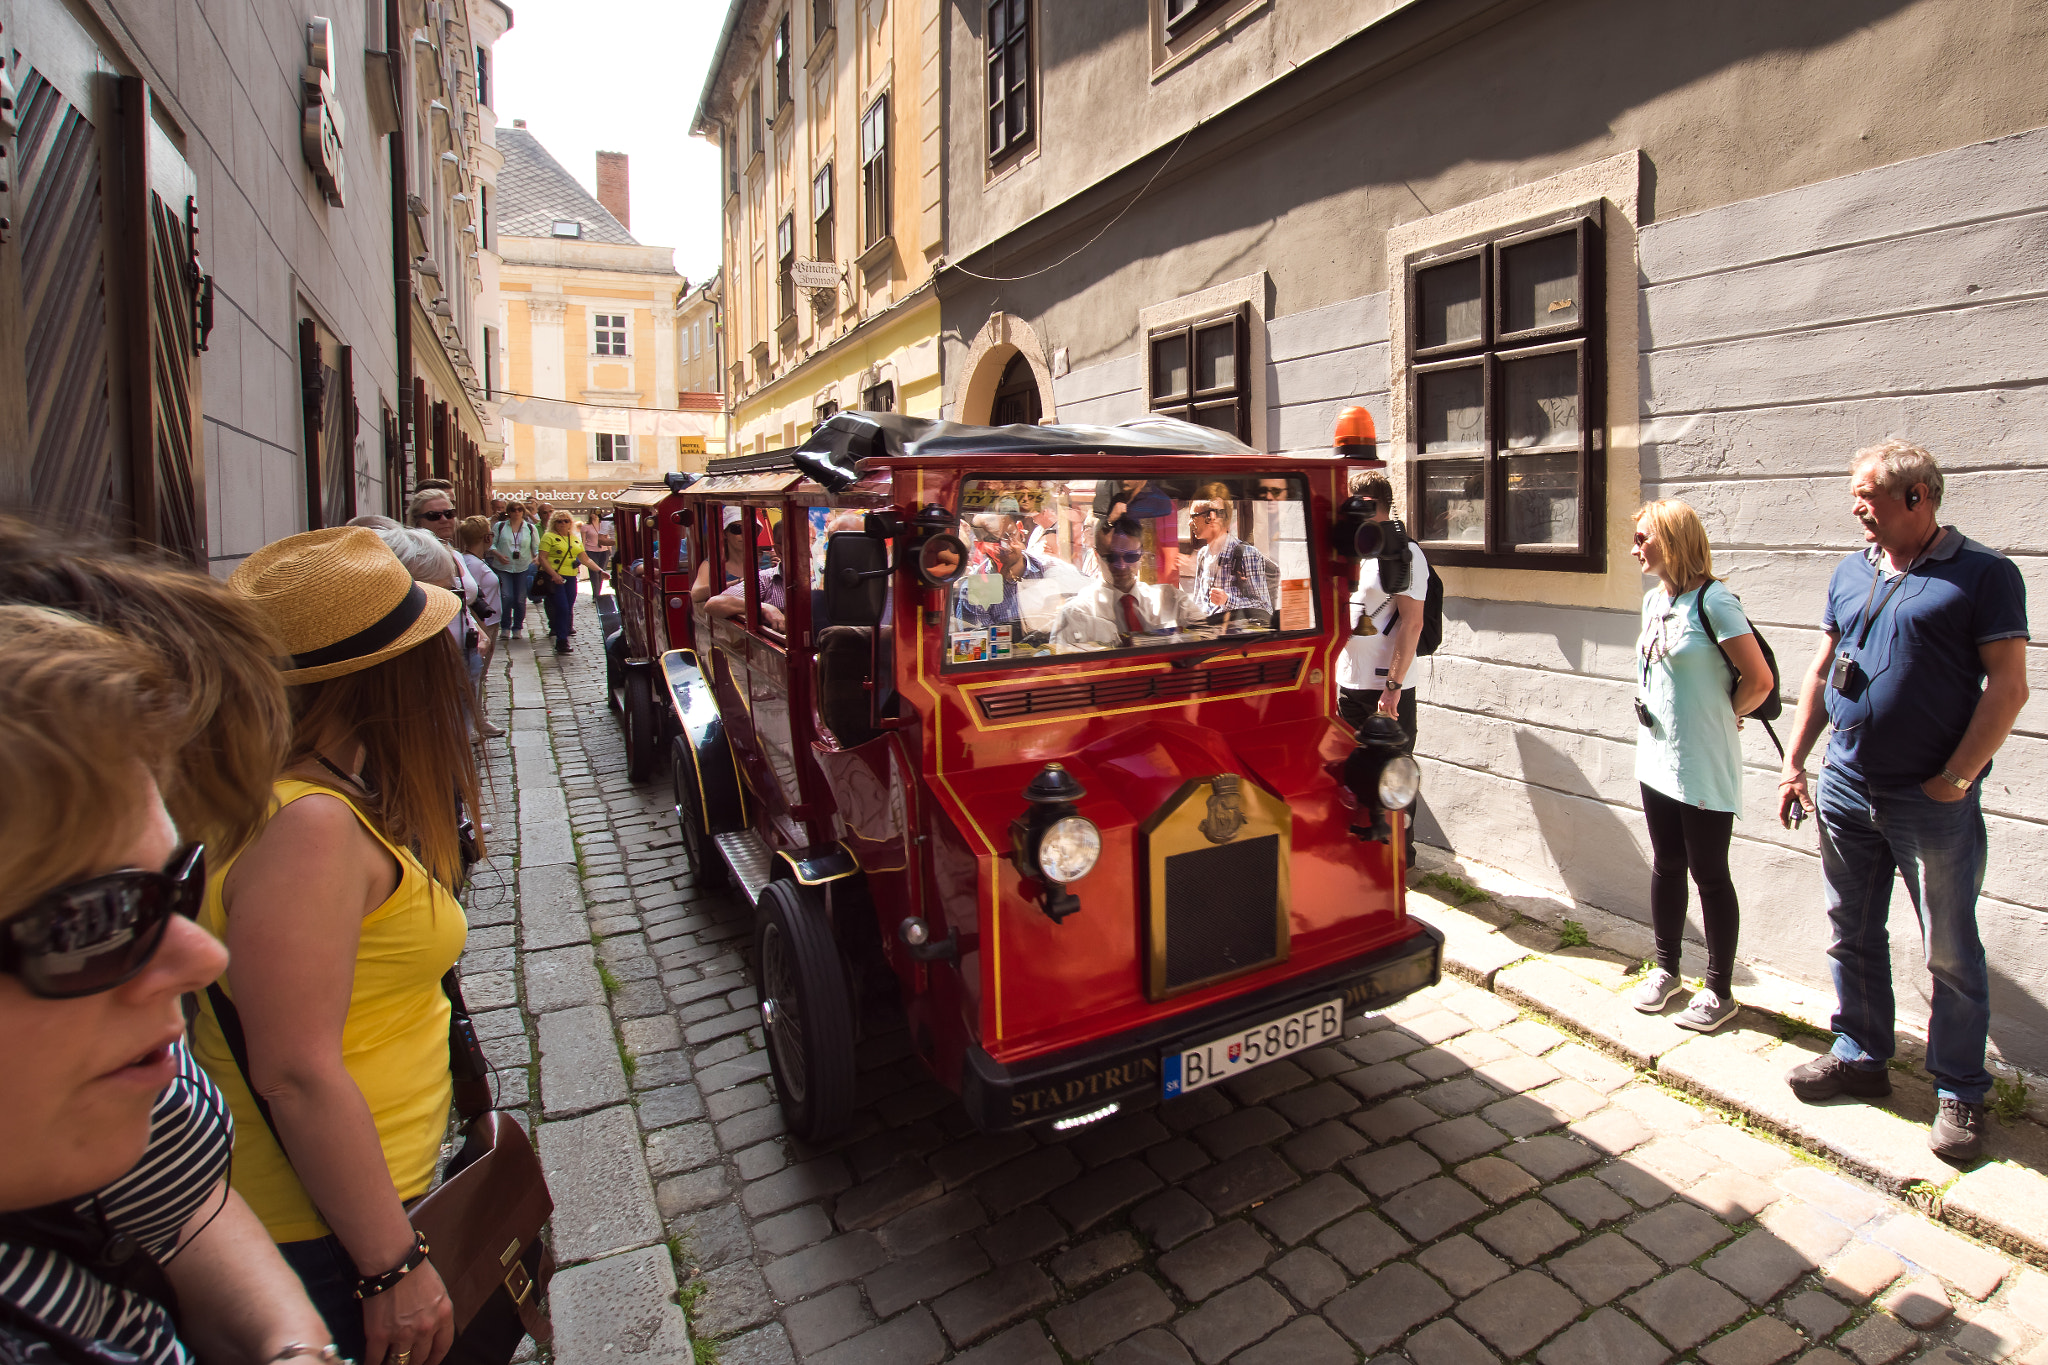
[
  {"left": 936, "top": 0, "right": 2048, "bottom": 1074},
  {"left": 490, "top": 128, "right": 710, "bottom": 508},
  {"left": 692, "top": 0, "right": 945, "bottom": 454}
]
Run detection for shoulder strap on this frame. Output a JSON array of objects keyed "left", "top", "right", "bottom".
[
  {"left": 1692, "top": 584, "right": 1784, "bottom": 759},
  {"left": 205, "top": 967, "right": 491, "bottom": 1167}
]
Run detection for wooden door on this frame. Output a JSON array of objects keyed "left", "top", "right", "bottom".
[
  {"left": 122, "top": 79, "right": 207, "bottom": 564},
  {"left": 12, "top": 63, "right": 115, "bottom": 529}
]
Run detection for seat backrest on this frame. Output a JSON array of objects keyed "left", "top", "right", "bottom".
[{"left": 814, "top": 625, "right": 880, "bottom": 748}]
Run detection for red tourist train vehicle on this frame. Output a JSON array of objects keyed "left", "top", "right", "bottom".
[{"left": 602, "top": 412, "right": 1440, "bottom": 1139}]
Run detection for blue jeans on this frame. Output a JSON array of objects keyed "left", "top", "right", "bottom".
[
  {"left": 495, "top": 566, "right": 536, "bottom": 633},
  {"left": 542, "top": 578, "right": 576, "bottom": 642},
  {"left": 1818, "top": 765, "right": 1992, "bottom": 1103}
]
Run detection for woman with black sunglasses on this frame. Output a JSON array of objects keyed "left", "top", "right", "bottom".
[{"left": 0, "top": 606, "right": 333, "bottom": 1365}]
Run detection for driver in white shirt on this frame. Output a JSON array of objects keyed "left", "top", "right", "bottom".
[{"left": 1050, "top": 516, "right": 1207, "bottom": 647}]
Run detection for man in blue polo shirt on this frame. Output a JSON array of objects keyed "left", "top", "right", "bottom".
[{"left": 1778, "top": 440, "right": 2030, "bottom": 1162}]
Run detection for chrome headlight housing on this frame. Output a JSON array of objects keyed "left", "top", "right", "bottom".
[
  {"left": 1377, "top": 754, "right": 1421, "bottom": 811},
  {"left": 1036, "top": 816, "right": 1102, "bottom": 883}
]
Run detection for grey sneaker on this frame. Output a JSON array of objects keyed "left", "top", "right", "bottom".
[
  {"left": 1930, "top": 1097, "right": 1987, "bottom": 1162},
  {"left": 1629, "top": 968, "right": 1684, "bottom": 1013},
  {"left": 1674, "top": 988, "right": 1738, "bottom": 1033}
]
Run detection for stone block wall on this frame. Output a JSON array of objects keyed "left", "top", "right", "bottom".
[{"left": 1048, "top": 127, "right": 2048, "bottom": 1070}]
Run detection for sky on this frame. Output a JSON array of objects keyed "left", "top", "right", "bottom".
[{"left": 493, "top": 0, "right": 730, "bottom": 286}]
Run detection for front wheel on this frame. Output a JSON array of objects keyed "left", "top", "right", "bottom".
[
  {"left": 672, "top": 740, "right": 729, "bottom": 890},
  {"left": 756, "top": 880, "right": 856, "bottom": 1141},
  {"left": 623, "top": 670, "right": 657, "bottom": 783}
]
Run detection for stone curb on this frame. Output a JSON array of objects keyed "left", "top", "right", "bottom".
[{"left": 1413, "top": 891, "right": 2048, "bottom": 1270}]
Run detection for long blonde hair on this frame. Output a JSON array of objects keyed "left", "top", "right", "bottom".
[{"left": 1635, "top": 499, "right": 1718, "bottom": 589}]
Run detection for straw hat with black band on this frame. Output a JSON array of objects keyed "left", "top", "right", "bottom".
[{"left": 229, "top": 528, "right": 462, "bottom": 685}]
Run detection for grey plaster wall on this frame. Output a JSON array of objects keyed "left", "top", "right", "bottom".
[
  {"left": 1050, "top": 293, "right": 1390, "bottom": 456},
  {"left": 1417, "top": 126, "right": 2048, "bottom": 1071},
  {"left": 940, "top": 0, "right": 2048, "bottom": 408},
  {"left": 49, "top": 0, "right": 406, "bottom": 568}
]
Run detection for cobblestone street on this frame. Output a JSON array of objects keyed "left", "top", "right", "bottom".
[{"left": 464, "top": 595, "right": 2048, "bottom": 1365}]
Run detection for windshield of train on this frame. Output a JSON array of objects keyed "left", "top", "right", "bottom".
[{"left": 942, "top": 475, "right": 1316, "bottom": 667}]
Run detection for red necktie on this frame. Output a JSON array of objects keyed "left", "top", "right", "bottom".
[{"left": 1120, "top": 592, "right": 1143, "bottom": 635}]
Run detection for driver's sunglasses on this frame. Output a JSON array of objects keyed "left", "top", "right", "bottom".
[
  {"left": 2, "top": 845, "right": 206, "bottom": 999},
  {"left": 1190, "top": 508, "right": 1222, "bottom": 522},
  {"left": 1255, "top": 486, "right": 1288, "bottom": 500},
  {"left": 1101, "top": 551, "right": 1145, "bottom": 566},
  {"left": 418, "top": 509, "right": 460, "bottom": 523}
]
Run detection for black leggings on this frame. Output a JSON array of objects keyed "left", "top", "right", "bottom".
[{"left": 1640, "top": 782, "right": 1739, "bottom": 998}]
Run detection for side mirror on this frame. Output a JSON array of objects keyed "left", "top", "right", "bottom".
[
  {"left": 916, "top": 533, "right": 968, "bottom": 588},
  {"left": 823, "top": 533, "right": 888, "bottom": 627}
]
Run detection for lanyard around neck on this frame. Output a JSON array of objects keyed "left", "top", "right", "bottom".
[{"left": 1849, "top": 527, "right": 1939, "bottom": 649}]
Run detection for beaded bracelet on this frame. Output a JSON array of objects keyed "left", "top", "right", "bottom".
[{"left": 352, "top": 1231, "right": 431, "bottom": 1301}]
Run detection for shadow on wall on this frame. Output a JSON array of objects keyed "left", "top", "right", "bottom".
[
  {"left": 1990, "top": 963, "right": 2048, "bottom": 1079},
  {"left": 1511, "top": 728, "right": 1653, "bottom": 912}
]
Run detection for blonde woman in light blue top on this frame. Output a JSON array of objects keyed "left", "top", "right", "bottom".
[{"left": 1628, "top": 500, "right": 1773, "bottom": 1033}]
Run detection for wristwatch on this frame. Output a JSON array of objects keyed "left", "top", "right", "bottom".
[
  {"left": 1938, "top": 768, "right": 1972, "bottom": 791},
  {"left": 1383, "top": 678, "right": 1402, "bottom": 692}
]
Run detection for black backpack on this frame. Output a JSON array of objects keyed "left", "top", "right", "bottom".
[
  {"left": 1414, "top": 565, "right": 1445, "bottom": 657},
  {"left": 1693, "top": 583, "right": 1784, "bottom": 751}
]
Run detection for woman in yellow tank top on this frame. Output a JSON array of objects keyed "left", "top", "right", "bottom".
[{"left": 188, "top": 528, "right": 482, "bottom": 1365}]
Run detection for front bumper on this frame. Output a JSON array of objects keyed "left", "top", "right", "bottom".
[{"left": 959, "top": 918, "right": 1444, "bottom": 1131}]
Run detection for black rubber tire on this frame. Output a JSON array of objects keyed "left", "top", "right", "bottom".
[
  {"left": 623, "top": 670, "right": 657, "bottom": 783},
  {"left": 672, "top": 739, "right": 730, "bottom": 890},
  {"left": 756, "top": 880, "right": 857, "bottom": 1141}
]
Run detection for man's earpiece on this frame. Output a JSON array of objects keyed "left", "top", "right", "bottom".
[{"left": 1906, "top": 487, "right": 1923, "bottom": 510}]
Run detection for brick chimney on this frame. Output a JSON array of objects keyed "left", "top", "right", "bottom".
[{"left": 595, "top": 151, "right": 630, "bottom": 229}]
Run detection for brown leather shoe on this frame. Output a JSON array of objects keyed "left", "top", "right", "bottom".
[
  {"left": 1930, "top": 1097, "right": 1987, "bottom": 1162},
  {"left": 1785, "top": 1052, "right": 1892, "bottom": 1101}
]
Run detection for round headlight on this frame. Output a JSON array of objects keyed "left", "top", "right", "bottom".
[
  {"left": 1036, "top": 816, "right": 1102, "bottom": 883},
  {"left": 1377, "top": 754, "right": 1422, "bottom": 811}
]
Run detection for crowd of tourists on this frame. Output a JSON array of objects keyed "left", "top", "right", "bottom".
[{"left": 0, "top": 509, "right": 542, "bottom": 1365}]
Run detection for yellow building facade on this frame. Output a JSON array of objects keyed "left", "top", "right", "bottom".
[
  {"left": 490, "top": 127, "right": 719, "bottom": 507},
  {"left": 693, "top": 0, "right": 944, "bottom": 453}
]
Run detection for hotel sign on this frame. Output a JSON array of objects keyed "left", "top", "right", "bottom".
[{"left": 301, "top": 18, "right": 347, "bottom": 207}]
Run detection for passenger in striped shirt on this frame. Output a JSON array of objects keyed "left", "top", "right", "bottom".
[
  {"left": 0, "top": 595, "right": 328, "bottom": 1365},
  {"left": 1189, "top": 486, "right": 1278, "bottom": 627}
]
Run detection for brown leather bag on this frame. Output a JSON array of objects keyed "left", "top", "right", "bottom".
[{"left": 205, "top": 970, "right": 554, "bottom": 1362}]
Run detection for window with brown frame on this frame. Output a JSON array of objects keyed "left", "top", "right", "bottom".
[
  {"left": 773, "top": 13, "right": 792, "bottom": 109},
  {"left": 777, "top": 214, "right": 796, "bottom": 321},
  {"left": 1152, "top": 0, "right": 1252, "bottom": 68},
  {"left": 986, "top": 0, "right": 1032, "bottom": 165},
  {"left": 860, "top": 95, "right": 890, "bottom": 249},
  {"left": 1146, "top": 306, "right": 1249, "bottom": 442},
  {"left": 813, "top": 164, "right": 834, "bottom": 259},
  {"left": 1406, "top": 212, "right": 1603, "bottom": 571},
  {"left": 813, "top": 0, "right": 833, "bottom": 41}
]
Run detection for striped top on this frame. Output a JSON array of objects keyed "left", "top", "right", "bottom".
[{"left": 0, "top": 1041, "right": 233, "bottom": 1365}]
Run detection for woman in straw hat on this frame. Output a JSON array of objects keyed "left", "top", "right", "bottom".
[
  {"left": 0, "top": 604, "right": 335, "bottom": 1365},
  {"left": 188, "top": 528, "right": 479, "bottom": 1365}
]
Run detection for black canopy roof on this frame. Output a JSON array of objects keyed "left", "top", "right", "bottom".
[{"left": 800, "top": 410, "right": 1257, "bottom": 470}]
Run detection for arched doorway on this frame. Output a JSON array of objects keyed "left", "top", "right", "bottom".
[{"left": 990, "top": 351, "right": 1044, "bottom": 426}]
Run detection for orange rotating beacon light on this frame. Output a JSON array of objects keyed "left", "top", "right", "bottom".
[{"left": 1333, "top": 405, "right": 1380, "bottom": 463}]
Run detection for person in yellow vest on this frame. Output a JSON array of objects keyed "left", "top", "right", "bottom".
[
  {"left": 537, "top": 510, "right": 599, "bottom": 656},
  {"left": 189, "top": 528, "right": 479, "bottom": 1365}
]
